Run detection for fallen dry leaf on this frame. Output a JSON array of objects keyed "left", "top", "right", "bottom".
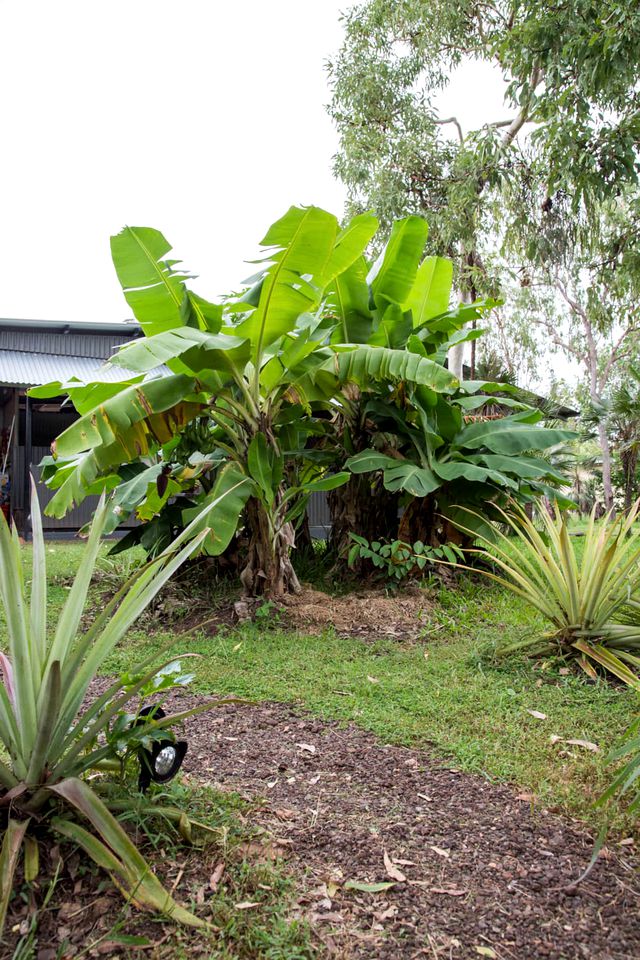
[
  {"left": 209, "top": 862, "right": 225, "bottom": 891},
  {"left": 429, "top": 846, "right": 451, "bottom": 860},
  {"left": 550, "top": 735, "right": 599, "bottom": 753},
  {"left": 375, "top": 904, "right": 399, "bottom": 921},
  {"left": 565, "top": 738, "right": 599, "bottom": 753},
  {"left": 383, "top": 850, "right": 406, "bottom": 882},
  {"left": 526, "top": 709, "right": 547, "bottom": 720},
  {"left": 367, "top": 675, "right": 380, "bottom": 684},
  {"left": 429, "top": 886, "right": 467, "bottom": 897},
  {"left": 515, "top": 792, "right": 536, "bottom": 802},
  {"left": 393, "top": 858, "right": 416, "bottom": 866},
  {"left": 296, "top": 742, "right": 316, "bottom": 754},
  {"left": 235, "top": 901, "right": 261, "bottom": 910}
]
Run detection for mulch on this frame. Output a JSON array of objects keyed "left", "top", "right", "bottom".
[
  {"left": 4, "top": 688, "right": 640, "bottom": 959},
  {"left": 174, "top": 691, "right": 640, "bottom": 959}
]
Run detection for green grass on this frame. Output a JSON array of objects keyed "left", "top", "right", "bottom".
[
  {"left": 108, "top": 579, "right": 638, "bottom": 827},
  {"left": 4, "top": 541, "right": 639, "bottom": 830}
]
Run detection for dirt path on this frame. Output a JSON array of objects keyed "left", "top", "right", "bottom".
[{"left": 171, "top": 694, "right": 640, "bottom": 960}]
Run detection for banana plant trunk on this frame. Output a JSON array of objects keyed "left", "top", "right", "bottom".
[
  {"left": 328, "top": 473, "right": 399, "bottom": 563},
  {"left": 240, "top": 497, "right": 301, "bottom": 599}
]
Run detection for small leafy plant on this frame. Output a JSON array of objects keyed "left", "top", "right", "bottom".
[
  {"left": 348, "top": 534, "right": 464, "bottom": 581},
  {"left": 0, "top": 480, "right": 245, "bottom": 933}
]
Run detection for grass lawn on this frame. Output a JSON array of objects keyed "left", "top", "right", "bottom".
[{"left": 29, "top": 541, "right": 640, "bottom": 830}]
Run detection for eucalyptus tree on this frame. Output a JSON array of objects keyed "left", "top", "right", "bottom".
[
  {"left": 328, "top": 0, "right": 640, "bottom": 376},
  {"left": 584, "top": 368, "right": 640, "bottom": 512}
]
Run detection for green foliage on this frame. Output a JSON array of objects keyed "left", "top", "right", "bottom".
[
  {"left": 342, "top": 399, "right": 575, "bottom": 540},
  {"left": 598, "top": 710, "right": 640, "bottom": 816},
  {"left": 37, "top": 203, "right": 575, "bottom": 594},
  {"left": 328, "top": 0, "right": 640, "bottom": 264},
  {"left": 35, "top": 206, "right": 472, "bottom": 596},
  {"left": 348, "top": 534, "right": 463, "bottom": 580},
  {"left": 460, "top": 500, "right": 640, "bottom": 687},
  {"left": 0, "top": 483, "right": 243, "bottom": 932}
]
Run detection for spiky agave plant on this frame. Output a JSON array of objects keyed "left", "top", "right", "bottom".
[
  {"left": 457, "top": 500, "right": 640, "bottom": 688},
  {"left": 0, "top": 479, "right": 248, "bottom": 932}
]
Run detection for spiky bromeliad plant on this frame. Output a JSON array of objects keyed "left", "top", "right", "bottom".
[
  {"left": 0, "top": 481, "right": 246, "bottom": 933},
  {"left": 458, "top": 500, "right": 640, "bottom": 689}
]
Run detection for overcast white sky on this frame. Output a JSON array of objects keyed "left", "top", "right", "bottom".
[{"left": 0, "top": 0, "right": 508, "bottom": 326}]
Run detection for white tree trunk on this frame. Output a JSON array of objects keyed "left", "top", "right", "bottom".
[
  {"left": 597, "top": 420, "right": 615, "bottom": 515},
  {"left": 448, "top": 286, "right": 472, "bottom": 380},
  {"left": 448, "top": 341, "right": 465, "bottom": 380}
]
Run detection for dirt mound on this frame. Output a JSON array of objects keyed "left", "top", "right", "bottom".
[{"left": 280, "top": 586, "right": 431, "bottom": 639}]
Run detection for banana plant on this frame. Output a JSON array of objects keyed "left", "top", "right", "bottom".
[
  {"left": 35, "top": 207, "right": 461, "bottom": 597},
  {"left": 0, "top": 480, "right": 249, "bottom": 934},
  {"left": 314, "top": 215, "right": 492, "bottom": 556},
  {"left": 343, "top": 389, "right": 576, "bottom": 549},
  {"left": 311, "top": 213, "right": 574, "bottom": 556}
]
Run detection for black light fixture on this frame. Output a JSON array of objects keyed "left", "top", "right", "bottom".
[{"left": 135, "top": 705, "right": 188, "bottom": 793}]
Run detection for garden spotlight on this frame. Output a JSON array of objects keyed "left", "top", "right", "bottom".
[{"left": 135, "top": 705, "right": 188, "bottom": 793}]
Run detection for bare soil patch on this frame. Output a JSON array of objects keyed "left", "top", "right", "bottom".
[
  {"left": 111, "top": 581, "right": 434, "bottom": 641},
  {"left": 279, "top": 586, "right": 432, "bottom": 639}
]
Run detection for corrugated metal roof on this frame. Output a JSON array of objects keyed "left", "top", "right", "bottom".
[
  {"left": 0, "top": 350, "right": 145, "bottom": 387},
  {"left": 0, "top": 328, "right": 138, "bottom": 360},
  {"left": 0, "top": 318, "right": 140, "bottom": 335}
]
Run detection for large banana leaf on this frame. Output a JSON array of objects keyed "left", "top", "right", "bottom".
[
  {"left": 327, "top": 257, "right": 374, "bottom": 344},
  {"left": 345, "top": 451, "right": 440, "bottom": 497},
  {"left": 367, "top": 302, "right": 413, "bottom": 349},
  {"left": 108, "top": 328, "right": 250, "bottom": 379},
  {"left": 382, "top": 461, "right": 440, "bottom": 496},
  {"left": 404, "top": 255, "right": 453, "bottom": 327},
  {"left": 454, "top": 416, "right": 576, "bottom": 454},
  {"left": 327, "top": 345, "right": 458, "bottom": 393},
  {"left": 433, "top": 460, "right": 517, "bottom": 488},
  {"left": 346, "top": 451, "right": 399, "bottom": 474},
  {"left": 468, "top": 453, "right": 567, "bottom": 483},
  {"left": 100, "top": 464, "right": 163, "bottom": 535},
  {"left": 324, "top": 212, "right": 378, "bottom": 281},
  {"left": 181, "top": 463, "right": 252, "bottom": 555},
  {"left": 111, "top": 226, "right": 221, "bottom": 334},
  {"left": 367, "top": 216, "right": 428, "bottom": 307},
  {"left": 236, "top": 206, "right": 339, "bottom": 360},
  {"left": 53, "top": 376, "right": 203, "bottom": 457},
  {"left": 42, "top": 450, "right": 121, "bottom": 517}
]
